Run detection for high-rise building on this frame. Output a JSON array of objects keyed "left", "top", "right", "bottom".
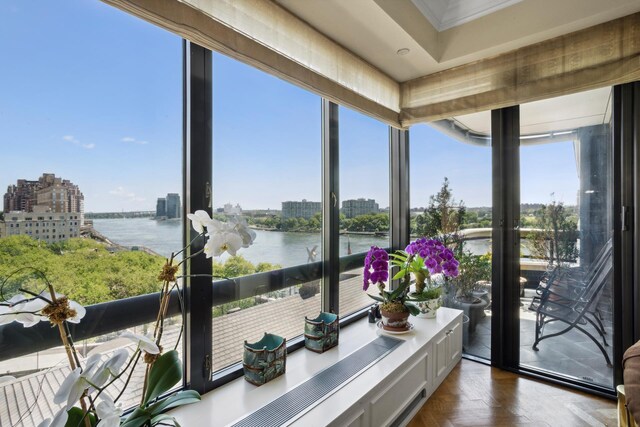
[
  {"left": 156, "top": 198, "right": 167, "bottom": 218},
  {"left": 342, "top": 198, "right": 379, "bottom": 218},
  {"left": 166, "top": 193, "right": 181, "bottom": 219},
  {"left": 3, "top": 173, "right": 84, "bottom": 225},
  {"left": 282, "top": 199, "right": 321, "bottom": 219}
]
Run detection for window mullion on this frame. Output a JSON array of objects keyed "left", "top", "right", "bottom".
[
  {"left": 321, "top": 99, "right": 340, "bottom": 313},
  {"left": 184, "top": 40, "right": 213, "bottom": 393}
]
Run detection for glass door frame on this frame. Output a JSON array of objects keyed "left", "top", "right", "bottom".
[{"left": 489, "top": 82, "right": 640, "bottom": 397}]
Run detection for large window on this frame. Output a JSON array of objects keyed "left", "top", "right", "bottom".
[
  {"left": 210, "top": 53, "right": 322, "bottom": 371},
  {"left": 0, "top": 0, "right": 182, "bottom": 422},
  {"left": 410, "top": 112, "right": 492, "bottom": 359},
  {"left": 338, "top": 106, "right": 390, "bottom": 317}
]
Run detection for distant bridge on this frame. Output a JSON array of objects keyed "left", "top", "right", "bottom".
[{"left": 85, "top": 211, "right": 155, "bottom": 219}]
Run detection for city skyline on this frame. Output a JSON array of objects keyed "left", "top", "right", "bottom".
[{"left": 1, "top": 0, "right": 581, "bottom": 214}]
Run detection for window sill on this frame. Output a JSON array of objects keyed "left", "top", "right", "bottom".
[{"left": 170, "top": 307, "right": 462, "bottom": 426}]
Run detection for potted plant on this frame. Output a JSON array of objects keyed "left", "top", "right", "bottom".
[
  {"left": 448, "top": 251, "right": 491, "bottom": 340},
  {"left": 0, "top": 210, "right": 256, "bottom": 427},
  {"left": 363, "top": 246, "right": 418, "bottom": 331},
  {"left": 390, "top": 238, "right": 459, "bottom": 318}
]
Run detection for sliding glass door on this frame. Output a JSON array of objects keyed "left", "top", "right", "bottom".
[{"left": 517, "top": 88, "right": 614, "bottom": 388}]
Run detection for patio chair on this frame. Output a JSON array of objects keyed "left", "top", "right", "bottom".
[
  {"left": 531, "top": 245, "right": 613, "bottom": 367},
  {"left": 529, "top": 238, "right": 612, "bottom": 320}
]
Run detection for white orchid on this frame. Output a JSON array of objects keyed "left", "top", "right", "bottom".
[
  {"left": 88, "top": 349, "right": 129, "bottom": 388},
  {"left": 96, "top": 396, "right": 123, "bottom": 427},
  {"left": 205, "top": 230, "right": 243, "bottom": 257},
  {"left": 0, "top": 291, "right": 85, "bottom": 327},
  {"left": 37, "top": 408, "right": 69, "bottom": 427},
  {"left": 0, "top": 295, "right": 47, "bottom": 327},
  {"left": 54, "top": 367, "right": 88, "bottom": 410},
  {"left": 121, "top": 331, "right": 160, "bottom": 354},
  {"left": 187, "top": 210, "right": 214, "bottom": 234},
  {"left": 229, "top": 216, "right": 256, "bottom": 248}
]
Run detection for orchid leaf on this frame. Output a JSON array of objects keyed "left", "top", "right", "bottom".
[
  {"left": 367, "top": 294, "right": 384, "bottom": 302},
  {"left": 392, "top": 270, "right": 407, "bottom": 280},
  {"left": 150, "top": 414, "right": 181, "bottom": 426},
  {"left": 64, "top": 407, "right": 96, "bottom": 427},
  {"left": 146, "top": 390, "right": 201, "bottom": 416},
  {"left": 405, "top": 303, "right": 420, "bottom": 316},
  {"left": 144, "top": 350, "right": 182, "bottom": 405},
  {"left": 120, "top": 407, "right": 152, "bottom": 427}
]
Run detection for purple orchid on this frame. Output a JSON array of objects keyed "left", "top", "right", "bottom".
[{"left": 363, "top": 246, "right": 389, "bottom": 291}]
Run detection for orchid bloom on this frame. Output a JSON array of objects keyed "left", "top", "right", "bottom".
[
  {"left": 88, "top": 349, "right": 129, "bottom": 388},
  {"left": 53, "top": 367, "right": 87, "bottom": 410},
  {"left": 0, "top": 295, "right": 47, "bottom": 327},
  {"left": 96, "top": 396, "right": 123, "bottom": 427},
  {"left": 0, "top": 292, "right": 85, "bottom": 327},
  {"left": 187, "top": 210, "right": 214, "bottom": 234},
  {"left": 121, "top": 331, "right": 160, "bottom": 354},
  {"left": 187, "top": 210, "right": 256, "bottom": 258},
  {"left": 37, "top": 408, "right": 69, "bottom": 427},
  {"left": 205, "top": 230, "right": 244, "bottom": 257},
  {"left": 229, "top": 216, "right": 256, "bottom": 248}
]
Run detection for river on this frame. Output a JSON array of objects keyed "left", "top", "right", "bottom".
[{"left": 92, "top": 218, "right": 493, "bottom": 267}]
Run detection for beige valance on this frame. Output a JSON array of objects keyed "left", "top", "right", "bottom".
[
  {"left": 101, "top": 0, "right": 401, "bottom": 127},
  {"left": 400, "top": 12, "right": 640, "bottom": 125},
  {"left": 101, "top": 1, "right": 639, "bottom": 128}
]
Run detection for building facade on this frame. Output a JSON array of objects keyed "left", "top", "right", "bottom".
[
  {"left": 166, "top": 193, "right": 181, "bottom": 219},
  {"left": 0, "top": 211, "right": 81, "bottom": 243},
  {"left": 156, "top": 198, "right": 167, "bottom": 218},
  {"left": 281, "top": 199, "right": 321, "bottom": 219},
  {"left": 3, "top": 173, "right": 85, "bottom": 225},
  {"left": 342, "top": 198, "right": 379, "bottom": 218}
]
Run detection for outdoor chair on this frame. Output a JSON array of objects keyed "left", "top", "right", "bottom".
[
  {"left": 531, "top": 244, "right": 613, "bottom": 367},
  {"left": 530, "top": 238, "right": 612, "bottom": 320}
]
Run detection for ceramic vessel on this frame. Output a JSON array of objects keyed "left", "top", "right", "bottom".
[
  {"left": 380, "top": 308, "right": 410, "bottom": 331},
  {"left": 304, "top": 312, "right": 339, "bottom": 353},
  {"left": 414, "top": 297, "right": 441, "bottom": 319},
  {"left": 243, "top": 333, "right": 286, "bottom": 386}
]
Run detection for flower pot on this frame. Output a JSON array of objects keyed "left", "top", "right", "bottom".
[
  {"left": 304, "top": 312, "right": 339, "bottom": 353},
  {"left": 413, "top": 297, "right": 441, "bottom": 319},
  {"left": 380, "top": 307, "right": 410, "bottom": 331},
  {"left": 243, "top": 333, "right": 286, "bottom": 386}
]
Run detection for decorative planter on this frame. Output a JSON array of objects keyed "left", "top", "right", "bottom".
[
  {"left": 304, "top": 312, "right": 339, "bottom": 353},
  {"left": 380, "top": 308, "right": 410, "bottom": 332},
  {"left": 243, "top": 333, "right": 286, "bottom": 386},
  {"left": 413, "top": 297, "right": 441, "bottom": 319}
]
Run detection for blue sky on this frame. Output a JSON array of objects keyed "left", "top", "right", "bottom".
[{"left": 0, "top": 0, "right": 579, "bottom": 213}]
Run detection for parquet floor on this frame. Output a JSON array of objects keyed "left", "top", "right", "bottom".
[{"left": 408, "top": 359, "right": 618, "bottom": 427}]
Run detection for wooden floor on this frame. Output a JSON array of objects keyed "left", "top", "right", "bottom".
[{"left": 408, "top": 359, "right": 618, "bottom": 427}]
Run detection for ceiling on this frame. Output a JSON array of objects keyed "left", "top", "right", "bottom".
[
  {"left": 410, "top": 0, "right": 523, "bottom": 31},
  {"left": 275, "top": 0, "right": 640, "bottom": 82}
]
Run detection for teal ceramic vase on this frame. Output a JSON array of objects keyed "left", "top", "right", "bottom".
[{"left": 243, "top": 333, "right": 286, "bottom": 386}]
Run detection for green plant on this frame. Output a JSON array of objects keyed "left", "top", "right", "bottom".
[
  {"left": 452, "top": 251, "right": 491, "bottom": 301},
  {"left": 0, "top": 210, "right": 257, "bottom": 426}
]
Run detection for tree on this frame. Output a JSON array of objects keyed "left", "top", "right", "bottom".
[
  {"left": 526, "top": 201, "right": 579, "bottom": 266},
  {"left": 415, "top": 177, "right": 466, "bottom": 251}
]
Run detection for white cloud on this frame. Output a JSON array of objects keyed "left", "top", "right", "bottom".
[
  {"left": 63, "top": 135, "right": 95, "bottom": 150},
  {"left": 108, "top": 187, "right": 145, "bottom": 202},
  {"left": 121, "top": 136, "right": 149, "bottom": 145}
]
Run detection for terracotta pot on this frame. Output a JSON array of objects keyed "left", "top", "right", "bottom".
[{"left": 380, "top": 307, "right": 410, "bottom": 331}]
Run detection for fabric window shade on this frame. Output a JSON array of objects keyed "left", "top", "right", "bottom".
[
  {"left": 101, "top": 0, "right": 402, "bottom": 127},
  {"left": 101, "top": 0, "right": 639, "bottom": 127}
]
